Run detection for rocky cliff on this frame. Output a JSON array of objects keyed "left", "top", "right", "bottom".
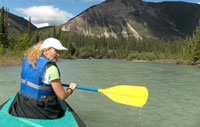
[{"left": 62, "top": 0, "right": 200, "bottom": 40}]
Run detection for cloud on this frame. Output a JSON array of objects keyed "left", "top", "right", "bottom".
[{"left": 16, "top": 5, "right": 74, "bottom": 28}]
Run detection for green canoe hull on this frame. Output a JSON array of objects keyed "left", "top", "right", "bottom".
[{"left": 0, "top": 94, "right": 85, "bottom": 127}]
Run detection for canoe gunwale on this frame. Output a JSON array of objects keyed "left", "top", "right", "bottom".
[{"left": 65, "top": 102, "right": 85, "bottom": 127}]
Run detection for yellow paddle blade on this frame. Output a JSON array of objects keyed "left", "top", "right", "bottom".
[{"left": 98, "top": 85, "right": 148, "bottom": 107}]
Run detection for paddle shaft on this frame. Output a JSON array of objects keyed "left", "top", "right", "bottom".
[{"left": 62, "top": 84, "right": 98, "bottom": 92}]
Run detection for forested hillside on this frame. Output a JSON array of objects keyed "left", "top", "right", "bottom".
[{"left": 0, "top": 5, "right": 200, "bottom": 66}]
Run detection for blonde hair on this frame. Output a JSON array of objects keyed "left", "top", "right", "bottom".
[{"left": 24, "top": 41, "right": 43, "bottom": 69}]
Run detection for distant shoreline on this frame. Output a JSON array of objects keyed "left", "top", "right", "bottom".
[
  {"left": 0, "top": 57, "right": 22, "bottom": 67},
  {"left": 0, "top": 57, "right": 196, "bottom": 67}
]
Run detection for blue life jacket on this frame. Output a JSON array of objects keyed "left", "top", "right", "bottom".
[{"left": 20, "top": 56, "right": 60, "bottom": 99}]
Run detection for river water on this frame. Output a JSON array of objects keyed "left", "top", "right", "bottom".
[{"left": 0, "top": 59, "right": 199, "bottom": 127}]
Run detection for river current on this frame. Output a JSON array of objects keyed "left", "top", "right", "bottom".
[{"left": 0, "top": 59, "right": 199, "bottom": 127}]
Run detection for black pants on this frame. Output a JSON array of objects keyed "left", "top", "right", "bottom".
[{"left": 8, "top": 92, "right": 65, "bottom": 119}]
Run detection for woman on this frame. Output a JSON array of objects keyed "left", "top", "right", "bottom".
[{"left": 9, "top": 38, "right": 77, "bottom": 119}]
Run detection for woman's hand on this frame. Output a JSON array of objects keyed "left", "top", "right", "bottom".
[{"left": 69, "top": 82, "right": 77, "bottom": 90}]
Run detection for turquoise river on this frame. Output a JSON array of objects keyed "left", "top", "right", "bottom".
[{"left": 0, "top": 59, "right": 199, "bottom": 127}]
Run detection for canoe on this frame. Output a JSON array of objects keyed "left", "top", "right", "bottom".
[{"left": 0, "top": 94, "right": 85, "bottom": 127}]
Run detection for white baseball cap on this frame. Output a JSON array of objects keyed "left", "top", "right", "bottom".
[{"left": 40, "top": 38, "right": 68, "bottom": 51}]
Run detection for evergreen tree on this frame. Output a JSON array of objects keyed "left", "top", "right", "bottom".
[
  {"left": 0, "top": 7, "right": 5, "bottom": 47},
  {"left": 35, "top": 32, "right": 40, "bottom": 43},
  {"left": 27, "top": 16, "right": 32, "bottom": 40},
  {"left": 68, "top": 42, "right": 76, "bottom": 56},
  {"left": 192, "top": 21, "right": 200, "bottom": 62},
  {"left": 57, "top": 28, "right": 62, "bottom": 40},
  {"left": 52, "top": 25, "right": 56, "bottom": 38},
  {"left": 0, "top": 6, "right": 9, "bottom": 48},
  {"left": 23, "top": 33, "right": 31, "bottom": 50},
  {"left": 183, "top": 36, "right": 193, "bottom": 58},
  {"left": 4, "top": 8, "right": 9, "bottom": 48},
  {"left": 14, "top": 33, "right": 31, "bottom": 51}
]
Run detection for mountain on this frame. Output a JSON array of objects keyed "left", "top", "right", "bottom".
[
  {"left": 0, "top": 9, "right": 37, "bottom": 33},
  {"left": 61, "top": 0, "right": 200, "bottom": 40}
]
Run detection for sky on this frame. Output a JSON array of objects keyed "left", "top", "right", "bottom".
[{"left": 1, "top": 0, "right": 200, "bottom": 28}]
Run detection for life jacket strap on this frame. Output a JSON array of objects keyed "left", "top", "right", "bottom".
[{"left": 21, "top": 79, "right": 52, "bottom": 90}]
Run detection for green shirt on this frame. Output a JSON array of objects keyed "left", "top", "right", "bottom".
[{"left": 46, "top": 63, "right": 60, "bottom": 82}]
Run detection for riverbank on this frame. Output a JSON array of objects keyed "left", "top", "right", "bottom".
[
  {"left": 130, "top": 59, "right": 194, "bottom": 66},
  {"left": 0, "top": 51, "right": 24, "bottom": 67},
  {"left": 0, "top": 55, "right": 22, "bottom": 67},
  {"left": 0, "top": 55, "right": 195, "bottom": 67}
]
